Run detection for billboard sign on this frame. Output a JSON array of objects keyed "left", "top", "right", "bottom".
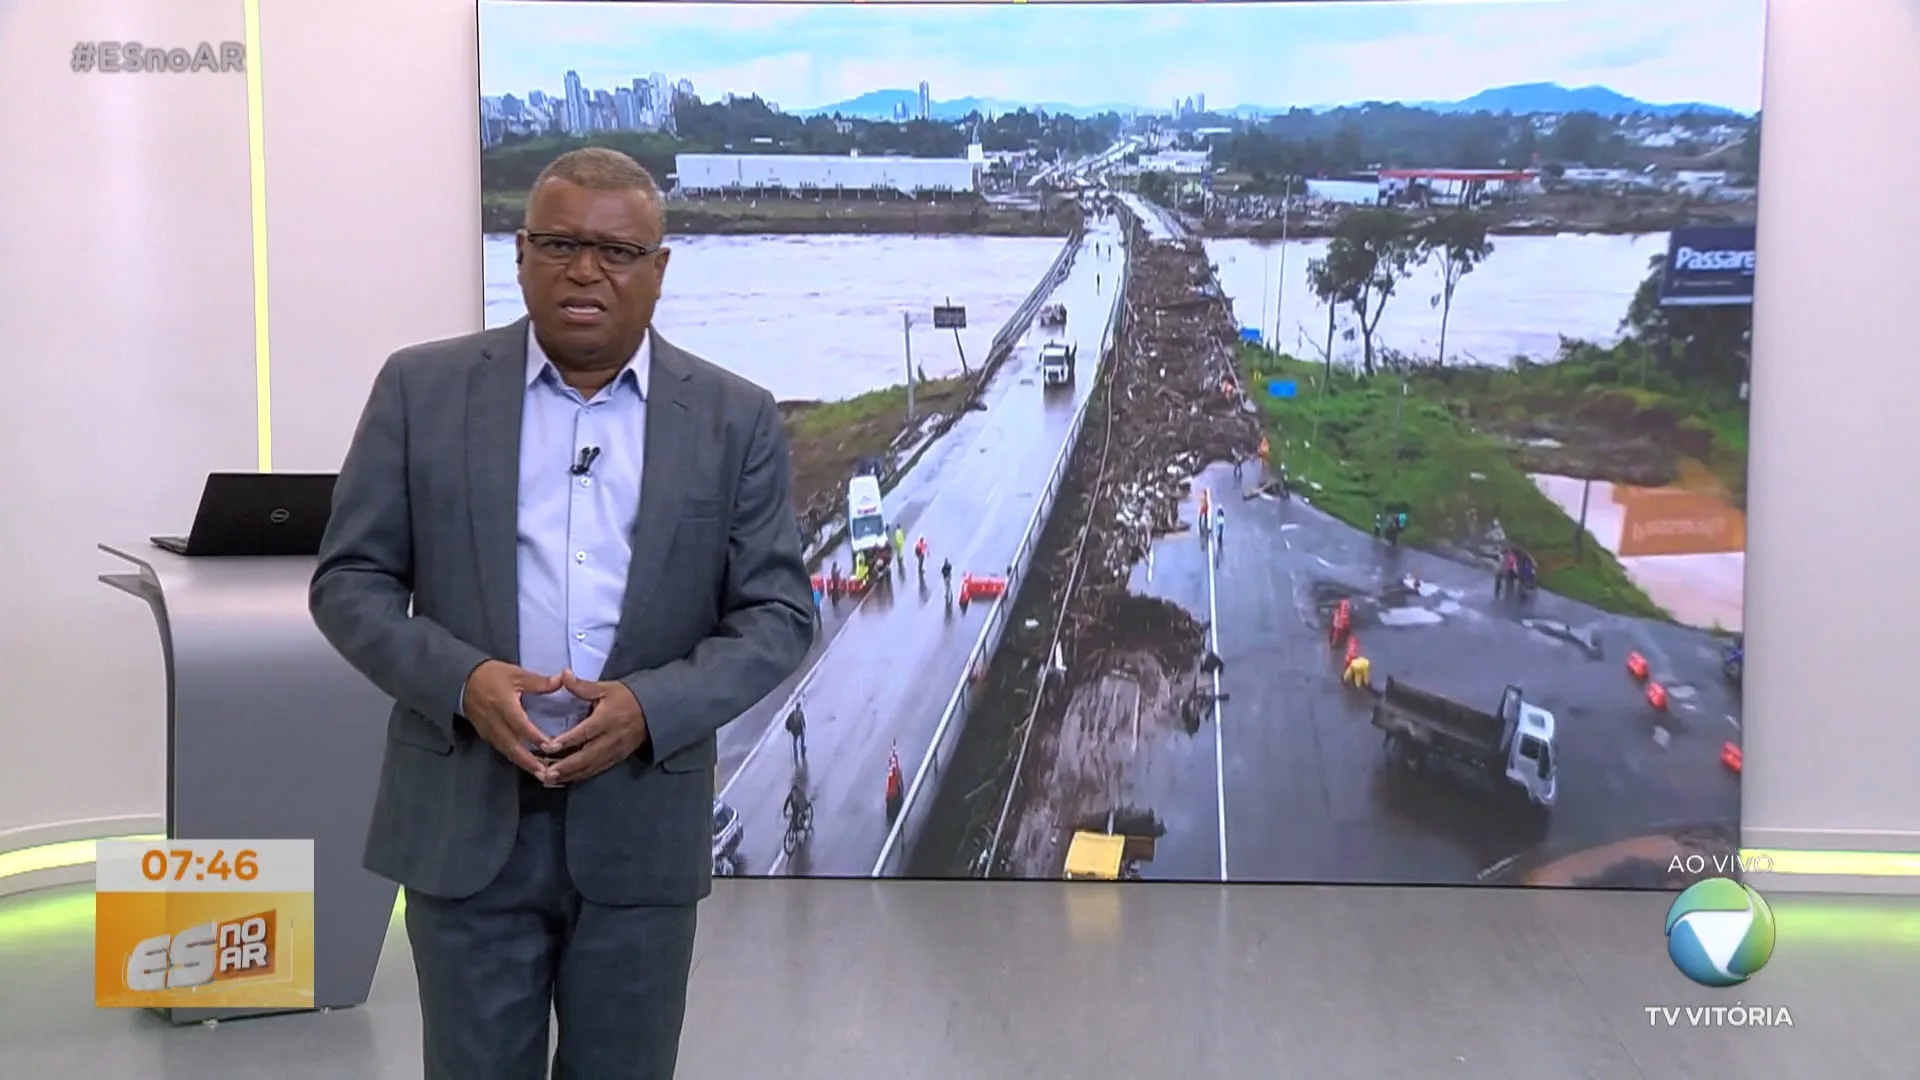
[{"left": 1659, "top": 225, "right": 1756, "bottom": 307}]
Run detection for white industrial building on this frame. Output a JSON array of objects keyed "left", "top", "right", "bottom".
[
  {"left": 1120, "top": 150, "right": 1211, "bottom": 176},
  {"left": 674, "top": 153, "right": 979, "bottom": 197}
]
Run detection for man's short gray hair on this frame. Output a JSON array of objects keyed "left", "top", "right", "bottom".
[{"left": 525, "top": 147, "right": 663, "bottom": 226}]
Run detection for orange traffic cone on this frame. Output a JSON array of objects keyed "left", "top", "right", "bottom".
[
  {"left": 1626, "top": 651, "right": 1649, "bottom": 681},
  {"left": 1646, "top": 682, "right": 1669, "bottom": 710},
  {"left": 1344, "top": 635, "right": 1360, "bottom": 664},
  {"left": 885, "top": 741, "right": 905, "bottom": 819},
  {"left": 1720, "top": 742, "right": 1743, "bottom": 773}
]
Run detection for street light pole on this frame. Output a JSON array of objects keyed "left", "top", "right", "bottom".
[
  {"left": 1274, "top": 178, "right": 1292, "bottom": 348},
  {"left": 903, "top": 311, "right": 915, "bottom": 423}
]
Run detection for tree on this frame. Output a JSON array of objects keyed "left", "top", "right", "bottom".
[
  {"left": 1136, "top": 171, "right": 1172, "bottom": 207},
  {"left": 1548, "top": 111, "right": 1606, "bottom": 164},
  {"left": 1736, "top": 114, "right": 1762, "bottom": 184},
  {"left": 1416, "top": 213, "right": 1494, "bottom": 365},
  {"left": 1312, "top": 210, "right": 1423, "bottom": 375},
  {"left": 1306, "top": 246, "right": 1363, "bottom": 381}
]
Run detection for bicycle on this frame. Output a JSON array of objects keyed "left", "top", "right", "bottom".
[{"left": 782, "top": 788, "right": 814, "bottom": 855}]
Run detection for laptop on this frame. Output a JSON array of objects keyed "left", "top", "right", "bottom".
[{"left": 151, "top": 472, "right": 337, "bottom": 557}]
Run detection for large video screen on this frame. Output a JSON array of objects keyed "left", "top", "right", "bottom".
[{"left": 478, "top": 0, "right": 1763, "bottom": 887}]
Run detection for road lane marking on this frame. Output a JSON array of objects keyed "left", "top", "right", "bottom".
[
  {"left": 1206, "top": 527, "right": 1228, "bottom": 883},
  {"left": 1131, "top": 681, "right": 1143, "bottom": 754}
]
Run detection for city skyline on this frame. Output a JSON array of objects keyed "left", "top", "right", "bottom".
[{"left": 479, "top": 0, "right": 1766, "bottom": 115}]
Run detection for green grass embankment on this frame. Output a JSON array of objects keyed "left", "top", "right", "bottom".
[
  {"left": 781, "top": 377, "right": 968, "bottom": 514},
  {"left": 1238, "top": 345, "right": 1668, "bottom": 618}
]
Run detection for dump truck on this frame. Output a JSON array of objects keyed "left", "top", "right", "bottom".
[
  {"left": 1370, "top": 678, "right": 1558, "bottom": 814},
  {"left": 1039, "top": 341, "right": 1076, "bottom": 387}
]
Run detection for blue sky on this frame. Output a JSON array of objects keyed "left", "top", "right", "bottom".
[{"left": 478, "top": 0, "right": 1767, "bottom": 113}]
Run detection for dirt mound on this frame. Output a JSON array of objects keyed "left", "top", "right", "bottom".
[{"left": 1070, "top": 593, "right": 1206, "bottom": 688}]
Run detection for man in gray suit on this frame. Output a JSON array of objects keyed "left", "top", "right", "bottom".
[{"left": 311, "top": 147, "right": 813, "bottom": 1078}]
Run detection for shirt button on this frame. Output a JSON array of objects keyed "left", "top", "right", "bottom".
[
  {"left": 575, "top": 631, "right": 587, "bottom": 641},
  {"left": 579, "top": 477, "right": 592, "bottom": 488},
  {"left": 575, "top": 552, "right": 586, "bottom": 563}
]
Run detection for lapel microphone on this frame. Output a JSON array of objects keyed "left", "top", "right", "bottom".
[{"left": 570, "top": 446, "right": 602, "bottom": 477}]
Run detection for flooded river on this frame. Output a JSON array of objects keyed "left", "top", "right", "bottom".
[
  {"left": 1532, "top": 473, "right": 1746, "bottom": 631},
  {"left": 484, "top": 233, "right": 1064, "bottom": 402},
  {"left": 1205, "top": 232, "right": 1668, "bottom": 368}
]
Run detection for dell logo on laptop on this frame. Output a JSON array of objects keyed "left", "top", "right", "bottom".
[{"left": 268, "top": 508, "right": 291, "bottom": 524}]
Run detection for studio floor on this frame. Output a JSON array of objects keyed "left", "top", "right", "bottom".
[{"left": 1, "top": 879, "right": 1914, "bottom": 1078}]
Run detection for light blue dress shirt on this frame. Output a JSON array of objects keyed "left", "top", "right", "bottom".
[{"left": 515, "top": 327, "right": 650, "bottom": 738}]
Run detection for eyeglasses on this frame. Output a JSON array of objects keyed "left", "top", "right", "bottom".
[{"left": 523, "top": 232, "right": 659, "bottom": 269}]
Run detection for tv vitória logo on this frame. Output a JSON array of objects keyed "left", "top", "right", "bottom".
[{"left": 1665, "top": 877, "right": 1775, "bottom": 987}]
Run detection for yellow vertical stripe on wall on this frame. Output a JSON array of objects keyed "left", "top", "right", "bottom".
[{"left": 242, "top": 0, "right": 273, "bottom": 472}]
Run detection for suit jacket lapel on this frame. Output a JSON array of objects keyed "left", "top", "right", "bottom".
[
  {"left": 610, "top": 332, "right": 694, "bottom": 666},
  {"left": 468, "top": 319, "right": 530, "bottom": 662}
]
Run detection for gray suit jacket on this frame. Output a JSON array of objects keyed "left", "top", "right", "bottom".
[{"left": 310, "top": 319, "right": 813, "bottom": 904}]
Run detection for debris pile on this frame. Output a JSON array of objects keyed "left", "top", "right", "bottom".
[
  {"left": 1042, "top": 225, "right": 1262, "bottom": 673},
  {"left": 911, "top": 210, "right": 1264, "bottom": 876}
]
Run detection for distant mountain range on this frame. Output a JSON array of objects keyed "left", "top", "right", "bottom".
[{"left": 793, "top": 82, "right": 1745, "bottom": 121}]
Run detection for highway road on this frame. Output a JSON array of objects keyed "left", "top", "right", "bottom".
[
  {"left": 1082, "top": 462, "right": 1742, "bottom": 885},
  {"left": 1119, "top": 192, "right": 1182, "bottom": 241},
  {"left": 716, "top": 212, "right": 1130, "bottom": 876}
]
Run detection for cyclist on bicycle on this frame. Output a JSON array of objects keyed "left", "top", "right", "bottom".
[{"left": 783, "top": 782, "right": 811, "bottom": 825}]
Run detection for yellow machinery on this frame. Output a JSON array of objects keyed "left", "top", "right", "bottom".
[
  {"left": 1063, "top": 831, "right": 1127, "bottom": 880},
  {"left": 1062, "top": 828, "right": 1155, "bottom": 880}
]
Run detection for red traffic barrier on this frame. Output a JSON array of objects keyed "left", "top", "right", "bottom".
[
  {"left": 1646, "top": 682, "right": 1669, "bottom": 710},
  {"left": 1625, "top": 651, "right": 1649, "bottom": 681},
  {"left": 970, "top": 575, "right": 1008, "bottom": 599},
  {"left": 1720, "top": 742, "right": 1743, "bottom": 773}
]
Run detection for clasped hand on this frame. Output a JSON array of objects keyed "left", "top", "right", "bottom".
[{"left": 461, "top": 660, "right": 650, "bottom": 785}]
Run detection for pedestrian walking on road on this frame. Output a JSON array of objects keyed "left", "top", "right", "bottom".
[
  {"left": 786, "top": 700, "right": 808, "bottom": 761},
  {"left": 1214, "top": 508, "right": 1225, "bottom": 550}
]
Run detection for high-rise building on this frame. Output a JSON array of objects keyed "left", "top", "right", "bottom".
[
  {"left": 563, "top": 70, "right": 588, "bottom": 135},
  {"left": 1195, "top": 93, "right": 1206, "bottom": 115},
  {"left": 917, "top": 81, "right": 931, "bottom": 121}
]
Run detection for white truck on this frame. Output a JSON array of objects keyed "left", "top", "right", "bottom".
[
  {"left": 1370, "top": 679, "right": 1558, "bottom": 816},
  {"left": 1039, "top": 341, "right": 1076, "bottom": 388}
]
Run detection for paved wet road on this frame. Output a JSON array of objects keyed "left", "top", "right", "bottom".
[
  {"left": 715, "top": 214, "right": 1131, "bottom": 876},
  {"left": 1117, "top": 463, "right": 1742, "bottom": 885}
]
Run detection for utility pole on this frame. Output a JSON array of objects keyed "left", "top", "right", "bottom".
[
  {"left": 947, "top": 295, "right": 968, "bottom": 374},
  {"left": 1574, "top": 477, "right": 1593, "bottom": 557},
  {"left": 1273, "top": 177, "right": 1292, "bottom": 348},
  {"left": 903, "top": 311, "right": 915, "bottom": 423}
]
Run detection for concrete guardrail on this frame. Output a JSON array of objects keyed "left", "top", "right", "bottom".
[{"left": 870, "top": 217, "right": 1132, "bottom": 877}]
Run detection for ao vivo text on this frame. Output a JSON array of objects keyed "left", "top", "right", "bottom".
[
  {"left": 1668, "top": 853, "right": 1773, "bottom": 875},
  {"left": 127, "top": 911, "right": 280, "bottom": 991}
]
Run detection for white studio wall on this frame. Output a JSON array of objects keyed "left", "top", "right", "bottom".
[
  {"left": 254, "top": 0, "right": 483, "bottom": 472},
  {"left": 0, "top": 0, "right": 1915, "bottom": 892},
  {"left": 0, "top": 0, "right": 257, "bottom": 842},
  {"left": 1740, "top": 0, "right": 1920, "bottom": 879}
]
